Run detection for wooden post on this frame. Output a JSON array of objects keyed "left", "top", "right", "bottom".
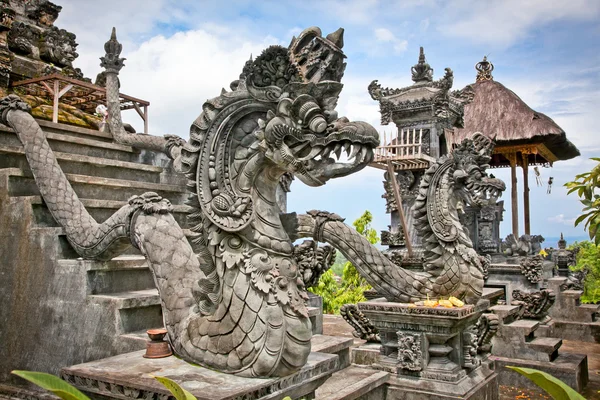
[
  {"left": 386, "top": 161, "right": 413, "bottom": 258},
  {"left": 144, "top": 105, "right": 148, "bottom": 134},
  {"left": 52, "top": 80, "right": 60, "bottom": 123},
  {"left": 522, "top": 153, "right": 530, "bottom": 235},
  {"left": 506, "top": 152, "right": 519, "bottom": 237}
]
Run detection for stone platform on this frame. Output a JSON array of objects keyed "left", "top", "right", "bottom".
[
  {"left": 61, "top": 350, "right": 338, "bottom": 400},
  {"left": 351, "top": 299, "right": 498, "bottom": 400}
]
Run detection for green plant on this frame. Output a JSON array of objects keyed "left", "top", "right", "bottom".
[
  {"left": 12, "top": 371, "right": 90, "bottom": 400},
  {"left": 154, "top": 376, "right": 197, "bottom": 400},
  {"left": 309, "top": 210, "right": 377, "bottom": 314},
  {"left": 506, "top": 366, "right": 585, "bottom": 400},
  {"left": 569, "top": 241, "right": 600, "bottom": 303},
  {"left": 565, "top": 158, "right": 600, "bottom": 245}
]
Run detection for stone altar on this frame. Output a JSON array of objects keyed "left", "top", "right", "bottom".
[{"left": 351, "top": 299, "right": 498, "bottom": 399}]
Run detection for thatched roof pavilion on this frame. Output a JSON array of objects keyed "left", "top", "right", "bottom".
[{"left": 448, "top": 57, "right": 580, "bottom": 236}]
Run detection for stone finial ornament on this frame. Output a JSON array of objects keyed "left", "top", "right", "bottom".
[
  {"left": 475, "top": 56, "right": 494, "bottom": 82},
  {"left": 411, "top": 47, "right": 433, "bottom": 83},
  {"left": 100, "top": 27, "right": 125, "bottom": 73}
]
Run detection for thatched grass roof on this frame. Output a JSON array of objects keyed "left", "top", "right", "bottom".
[{"left": 451, "top": 80, "right": 580, "bottom": 162}]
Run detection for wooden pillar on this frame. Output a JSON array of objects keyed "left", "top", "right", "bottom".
[
  {"left": 386, "top": 161, "right": 413, "bottom": 258},
  {"left": 144, "top": 105, "right": 148, "bottom": 134},
  {"left": 506, "top": 152, "right": 519, "bottom": 237},
  {"left": 52, "top": 80, "right": 60, "bottom": 123},
  {"left": 522, "top": 153, "right": 530, "bottom": 235}
]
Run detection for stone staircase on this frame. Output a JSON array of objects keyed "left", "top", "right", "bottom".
[
  {"left": 489, "top": 304, "right": 588, "bottom": 392},
  {"left": 542, "top": 277, "right": 600, "bottom": 342},
  {"left": 0, "top": 120, "right": 188, "bottom": 381}
]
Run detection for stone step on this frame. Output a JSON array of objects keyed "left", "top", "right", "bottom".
[
  {"left": 504, "top": 319, "right": 540, "bottom": 337},
  {"left": 88, "top": 289, "right": 161, "bottom": 309},
  {"left": 58, "top": 255, "right": 149, "bottom": 272},
  {"left": 527, "top": 337, "right": 562, "bottom": 356},
  {"left": 0, "top": 144, "right": 166, "bottom": 183},
  {"left": 58, "top": 256, "right": 155, "bottom": 295},
  {"left": 3, "top": 168, "right": 187, "bottom": 204},
  {"left": 88, "top": 289, "right": 163, "bottom": 334},
  {"left": 27, "top": 196, "right": 190, "bottom": 228},
  {"left": 31, "top": 225, "right": 196, "bottom": 260},
  {"left": 490, "top": 304, "right": 522, "bottom": 324},
  {"left": 0, "top": 123, "right": 139, "bottom": 163},
  {"left": 482, "top": 287, "right": 505, "bottom": 304},
  {"left": 315, "top": 366, "right": 389, "bottom": 400},
  {"left": 312, "top": 334, "right": 353, "bottom": 370},
  {"left": 35, "top": 119, "right": 114, "bottom": 143}
]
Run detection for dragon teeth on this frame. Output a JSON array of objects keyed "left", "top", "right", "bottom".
[
  {"left": 359, "top": 146, "right": 368, "bottom": 161},
  {"left": 344, "top": 142, "right": 352, "bottom": 156},
  {"left": 322, "top": 146, "right": 333, "bottom": 158},
  {"left": 333, "top": 143, "right": 342, "bottom": 160},
  {"left": 349, "top": 144, "right": 361, "bottom": 160}
]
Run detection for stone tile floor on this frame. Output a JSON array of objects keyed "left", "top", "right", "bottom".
[{"left": 322, "top": 315, "right": 600, "bottom": 400}]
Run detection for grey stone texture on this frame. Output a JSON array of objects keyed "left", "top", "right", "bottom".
[
  {"left": 0, "top": 25, "right": 380, "bottom": 379},
  {"left": 489, "top": 304, "right": 589, "bottom": 392},
  {"left": 347, "top": 299, "right": 499, "bottom": 400},
  {"left": 0, "top": 120, "right": 186, "bottom": 384},
  {"left": 539, "top": 277, "right": 600, "bottom": 343},
  {"left": 61, "top": 350, "right": 339, "bottom": 400}
]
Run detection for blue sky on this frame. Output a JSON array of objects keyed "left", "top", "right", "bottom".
[{"left": 55, "top": 0, "right": 600, "bottom": 244}]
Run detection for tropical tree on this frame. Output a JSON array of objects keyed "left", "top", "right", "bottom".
[
  {"left": 570, "top": 241, "right": 600, "bottom": 303},
  {"left": 309, "top": 210, "right": 377, "bottom": 314},
  {"left": 565, "top": 157, "right": 600, "bottom": 245}
]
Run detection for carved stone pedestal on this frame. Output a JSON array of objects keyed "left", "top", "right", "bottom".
[
  {"left": 353, "top": 299, "right": 498, "bottom": 400},
  {"left": 61, "top": 350, "right": 338, "bottom": 400}
]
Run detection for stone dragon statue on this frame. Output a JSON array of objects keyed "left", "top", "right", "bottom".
[{"left": 0, "top": 25, "right": 504, "bottom": 378}]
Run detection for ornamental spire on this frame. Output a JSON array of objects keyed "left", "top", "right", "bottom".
[
  {"left": 475, "top": 56, "right": 494, "bottom": 82},
  {"left": 411, "top": 47, "right": 433, "bottom": 83},
  {"left": 100, "top": 27, "right": 126, "bottom": 73}
]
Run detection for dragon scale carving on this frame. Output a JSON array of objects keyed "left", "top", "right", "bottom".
[{"left": 2, "top": 25, "right": 505, "bottom": 378}]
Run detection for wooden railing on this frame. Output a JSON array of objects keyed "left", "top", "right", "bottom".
[{"left": 374, "top": 128, "right": 424, "bottom": 161}]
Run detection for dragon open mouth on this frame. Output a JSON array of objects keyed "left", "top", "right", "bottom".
[
  {"left": 286, "top": 120, "right": 379, "bottom": 186},
  {"left": 464, "top": 177, "right": 506, "bottom": 206}
]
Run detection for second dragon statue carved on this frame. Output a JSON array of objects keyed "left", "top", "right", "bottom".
[{"left": 0, "top": 26, "right": 505, "bottom": 378}]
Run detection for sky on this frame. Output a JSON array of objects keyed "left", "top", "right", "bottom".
[{"left": 53, "top": 0, "right": 600, "bottom": 244}]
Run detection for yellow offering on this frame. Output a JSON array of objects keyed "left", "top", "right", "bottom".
[{"left": 448, "top": 297, "right": 464, "bottom": 307}]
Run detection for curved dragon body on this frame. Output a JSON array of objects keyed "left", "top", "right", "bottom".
[
  {"left": 1, "top": 26, "right": 504, "bottom": 378},
  {"left": 296, "top": 135, "right": 505, "bottom": 304}
]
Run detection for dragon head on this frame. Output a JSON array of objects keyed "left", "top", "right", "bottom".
[
  {"left": 243, "top": 27, "right": 379, "bottom": 187},
  {"left": 452, "top": 133, "right": 506, "bottom": 208},
  {"left": 258, "top": 89, "right": 379, "bottom": 186}
]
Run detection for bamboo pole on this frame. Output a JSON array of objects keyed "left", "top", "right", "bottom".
[{"left": 386, "top": 161, "right": 414, "bottom": 257}]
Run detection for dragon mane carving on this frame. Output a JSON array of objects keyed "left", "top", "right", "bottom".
[{"left": 0, "top": 25, "right": 504, "bottom": 378}]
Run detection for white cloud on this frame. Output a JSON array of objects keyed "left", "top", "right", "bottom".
[
  {"left": 373, "top": 28, "right": 409, "bottom": 55},
  {"left": 92, "top": 28, "right": 276, "bottom": 135},
  {"left": 419, "top": 18, "right": 430, "bottom": 32},
  {"left": 548, "top": 214, "right": 577, "bottom": 226},
  {"left": 440, "top": 0, "right": 600, "bottom": 47}
]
